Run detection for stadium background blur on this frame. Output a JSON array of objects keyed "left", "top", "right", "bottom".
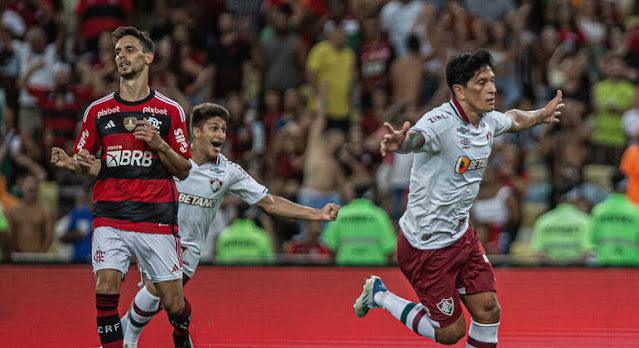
[{"left": 1, "top": 0, "right": 639, "bottom": 267}]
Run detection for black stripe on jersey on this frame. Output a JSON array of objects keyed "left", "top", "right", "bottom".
[
  {"left": 93, "top": 201, "right": 177, "bottom": 224},
  {"left": 96, "top": 112, "right": 173, "bottom": 137},
  {"left": 97, "top": 158, "right": 172, "bottom": 180}
]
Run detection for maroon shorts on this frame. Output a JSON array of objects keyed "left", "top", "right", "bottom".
[{"left": 396, "top": 226, "right": 496, "bottom": 328}]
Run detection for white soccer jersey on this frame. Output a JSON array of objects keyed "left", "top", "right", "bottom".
[
  {"left": 399, "top": 98, "right": 512, "bottom": 250},
  {"left": 175, "top": 154, "right": 268, "bottom": 258}
]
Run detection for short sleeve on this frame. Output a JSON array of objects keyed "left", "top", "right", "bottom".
[
  {"left": 74, "top": 105, "right": 100, "bottom": 154},
  {"left": 306, "top": 43, "right": 323, "bottom": 72},
  {"left": 227, "top": 162, "right": 268, "bottom": 204},
  {"left": 488, "top": 111, "right": 513, "bottom": 137},
  {"left": 411, "top": 113, "right": 444, "bottom": 153},
  {"left": 167, "top": 104, "right": 192, "bottom": 158}
]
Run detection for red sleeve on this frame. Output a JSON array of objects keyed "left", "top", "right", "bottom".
[
  {"left": 74, "top": 104, "right": 100, "bottom": 155},
  {"left": 26, "top": 86, "right": 46, "bottom": 101},
  {"left": 75, "top": 0, "right": 87, "bottom": 16},
  {"left": 167, "top": 104, "right": 192, "bottom": 158}
]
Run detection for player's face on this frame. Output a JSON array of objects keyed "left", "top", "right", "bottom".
[
  {"left": 194, "top": 116, "right": 227, "bottom": 160},
  {"left": 114, "top": 35, "right": 152, "bottom": 79},
  {"left": 463, "top": 66, "right": 497, "bottom": 113}
]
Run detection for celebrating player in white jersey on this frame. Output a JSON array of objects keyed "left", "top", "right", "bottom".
[
  {"left": 353, "top": 49, "right": 563, "bottom": 347},
  {"left": 51, "top": 103, "right": 340, "bottom": 347}
]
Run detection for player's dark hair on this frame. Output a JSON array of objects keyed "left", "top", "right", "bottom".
[
  {"left": 446, "top": 49, "right": 494, "bottom": 94},
  {"left": 190, "top": 103, "right": 230, "bottom": 130},
  {"left": 112, "top": 26, "right": 155, "bottom": 54}
]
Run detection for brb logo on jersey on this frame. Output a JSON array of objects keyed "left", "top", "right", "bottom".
[
  {"left": 454, "top": 156, "right": 488, "bottom": 174},
  {"left": 106, "top": 150, "right": 153, "bottom": 167}
]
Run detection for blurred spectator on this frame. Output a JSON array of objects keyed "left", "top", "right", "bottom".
[
  {"left": 380, "top": 0, "right": 424, "bottom": 58},
  {"left": 531, "top": 188, "right": 592, "bottom": 264},
  {"left": 620, "top": 143, "right": 639, "bottom": 206},
  {"left": 486, "top": 20, "right": 521, "bottom": 109},
  {"left": 260, "top": 3, "right": 305, "bottom": 92},
  {"left": 471, "top": 166, "right": 518, "bottom": 254},
  {"left": 323, "top": 0, "right": 360, "bottom": 51},
  {"left": 358, "top": 15, "right": 393, "bottom": 107},
  {"left": 322, "top": 183, "right": 396, "bottom": 265},
  {"left": 621, "top": 87, "right": 639, "bottom": 143},
  {"left": 208, "top": 11, "right": 253, "bottom": 102},
  {"left": 215, "top": 203, "right": 275, "bottom": 265},
  {"left": 361, "top": 85, "right": 389, "bottom": 136},
  {"left": 390, "top": 34, "right": 423, "bottom": 107},
  {"left": 306, "top": 23, "right": 355, "bottom": 131},
  {"left": 58, "top": 188, "right": 92, "bottom": 262},
  {"left": 171, "top": 22, "right": 212, "bottom": 106},
  {"left": 286, "top": 220, "right": 330, "bottom": 263},
  {"left": 74, "top": 0, "right": 133, "bottom": 56},
  {"left": 6, "top": 175, "right": 53, "bottom": 255},
  {"left": 463, "top": 0, "right": 515, "bottom": 23},
  {"left": 590, "top": 54, "right": 635, "bottom": 165},
  {"left": 590, "top": 170, "right": 639, "bottom": 267}
]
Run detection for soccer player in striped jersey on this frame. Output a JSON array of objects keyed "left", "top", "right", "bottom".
[
  {"left": 52, "top": 103, "right": 340, "bottom": 346},
  {"left": 353, "top": 49, "right": 563, "bottom": 347},
  {"left": 71, "top": 26, "right": 194, "bottom": 348}
]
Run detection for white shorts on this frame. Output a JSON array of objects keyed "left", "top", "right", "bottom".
[
  {"left": 180, "top": 241, "right": 201, "bottom": 278},
  {"left": 92, "top": 226, "right": 183, "bottom": 282}
]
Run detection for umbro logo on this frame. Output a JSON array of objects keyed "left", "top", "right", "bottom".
[{"left": 104, "top": 120, "right": 116, "bottom": 129}]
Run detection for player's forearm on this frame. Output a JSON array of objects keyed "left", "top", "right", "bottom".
[
  {"left": 157, "top": 141, "right": 191, "bottom": 180},
  {"left": 258, "top": 194, "right": 322, "bottom": 220},
  {"left": 506, "top": 109, "right": 544, "bottom": 132},
  {"left": 397, "top": 130, "right": 425, "bottom": 153}
]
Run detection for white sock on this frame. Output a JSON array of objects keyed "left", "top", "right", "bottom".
[
  {"left": 124, "top": 286, "right": 160, "bottom": 343},
  {"left": 467, "top": 319, "right": 499, "bottom": 347},
  {"left": 378, "top": 291, "right": 435, "bottom": 340}
]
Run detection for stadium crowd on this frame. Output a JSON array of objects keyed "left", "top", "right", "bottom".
[{"left": 1, "top": 0, "right": 639, "bottom": 266}]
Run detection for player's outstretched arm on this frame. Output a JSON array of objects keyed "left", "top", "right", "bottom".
[
  {"left": 380, "top": 121, "right": 424, "bottom": 156},
  {"left": 255, "top": 194, "right": 340, "bottom": 221},
  {"left": 50, "top": 147, "right": 101, "bottom": 176},
  {"left": 507, "top": 89, "right": 564, "bottom": 132}
]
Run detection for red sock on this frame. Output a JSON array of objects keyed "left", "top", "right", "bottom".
[
  {"left": 169, "top": 297, "right": 191, "bottom": 337},
  {"left": 96, "top": 293, "right": 123, "bottom": 347}
]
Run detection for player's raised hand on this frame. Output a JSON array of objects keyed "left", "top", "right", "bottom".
[
  {"left": 50, "top": 147, "right": 74, "bottom": 170},
  {"left": 319, "top": 203, "right": 341, "bottom": 221},
  {"left": 538, "top": 90, "right": 564, "bottom": 124},
  {"left": 380, "top": 121, "right": 411, "bottom": 157},
  {"left": 134, "top": 118, "right": 165, "bottom": 150}
]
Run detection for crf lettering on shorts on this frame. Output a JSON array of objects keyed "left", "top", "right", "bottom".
[
  {"left": 454, "top": 156, "right": 488, "bottom": 174},
  {"left": 97, "top": 322, "right": 120, "bottom": 333},
  {"left": 174, "top": 128, "right": 188, "bottom": 154},
  {"left": 106, "top": 150, "right": 153, "bottom": 167},
  {"left": 178, "top": 193, "right": 217, "bottom": 208},
  {"left": 77, "top": 130, "right": 89, "bottom": 151}
]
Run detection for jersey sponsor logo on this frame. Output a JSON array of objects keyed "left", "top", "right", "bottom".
[
  {"left": 178, "top": 193, "right": 218, "bottom": 208},
  {"left": 96, "top": 106, "right": 120, "bottom": 118},
  {"left": 174, "top": 128, "right": 188, "bottom": 153},
  {"left": 142, "top": 106, "right": 168, "bottom": 115},
  {"left": 106, "top": 150, "right": 153, "bottom": 167},
  {"left": 211, "top": 167, "right": 225, "bottom": 175},
  {"left": 457, "top": 126, "right": 470, "bottom": 135},
  {"left": 147, "top": 116, "right": 162, "bottom": 131},
  {"left": 210, "top": 179, "right": 222, "bottom": 192},
  {"left": 436, "top": 297, "right": 454, "bottom": 316},
  {"left": 454, "top": 156, "right": 488, "bottom": 174},
  {"left": 124, "top": 116, "right": 137, "bottom": 131},
  {"left": 427, "top": 114, "right": 449, "bottom": 123},
  {"left": 460, "top": 137, "right": 471, "bottom": 148},
  {"left": 77, "top": 130, "right": 89, "bottom": 151}
]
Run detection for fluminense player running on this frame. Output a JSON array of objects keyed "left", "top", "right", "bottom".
[
  {"left": 353, "top": 49, "right": 563, "bottom": 347},
  {"left": 52, "top": 102, "right": 340, "bottom": 347}
]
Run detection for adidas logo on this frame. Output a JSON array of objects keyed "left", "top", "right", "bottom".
[
  {"left": 104, "top": 120, "right": 115, "bottom": 129},
  {"left": 171, "top": 264, "right": 180, "bottom": 272}
]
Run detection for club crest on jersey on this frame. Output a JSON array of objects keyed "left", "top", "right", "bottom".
[
  {"left": 124, "top": 116, "right": 137, "bottom": 131},
  {"left": 210, "top": 179, "right": 223, "bottom": 192},
  {"left": 436, "top": 297, "right": 454, "bottom": 316},
  {"left": 147, "top": 116, "right": 162, "bottom": 131},
  {"left": 457, "top": 126, "right": 470, "bottom": 135},
  {"left": 454, "top": 156, "right": 488, "bottom": 174},
  {"left": 210, "top": 167, "right": 225, "bottom": 175},
  {"left": 486, "top": 132, "right": 493, "bottom": 147}
]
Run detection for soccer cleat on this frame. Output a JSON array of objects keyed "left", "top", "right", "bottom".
[
  {"left": 173, "top": 333, "right": 193, "bottom": 348},
  {"left": 353, "top": 275, "right": 387, "bottom": 318}
]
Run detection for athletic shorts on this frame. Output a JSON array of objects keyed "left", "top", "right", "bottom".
[
  {"left": 92, "top": 226, "right": 183, "bottom": 283},
  {"left": 180, "top": 241, "right": 201, "bottom": 278},
  {"left": 396, "top": 226, "right": 496, "bottom": 328}
]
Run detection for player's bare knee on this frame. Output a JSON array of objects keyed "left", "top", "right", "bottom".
[
  {"left": 434, "top": 319, "right": 466, "bottom": 345},
  {"left": 95, "top": 270, "right": 121, "bottom": 294},
  {"left": 161, "top": 294, "right": 184, "bottom": 316},
  {"left": 474, "top": 299, "right": 501, "bottom": 323},
  {"left": 144, "top": 280, "right": 159, "bottom": 296}
]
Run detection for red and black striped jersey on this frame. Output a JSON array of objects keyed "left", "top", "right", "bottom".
[{"left": 74, "top": 90, "right": 191, "bottom": 234}]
